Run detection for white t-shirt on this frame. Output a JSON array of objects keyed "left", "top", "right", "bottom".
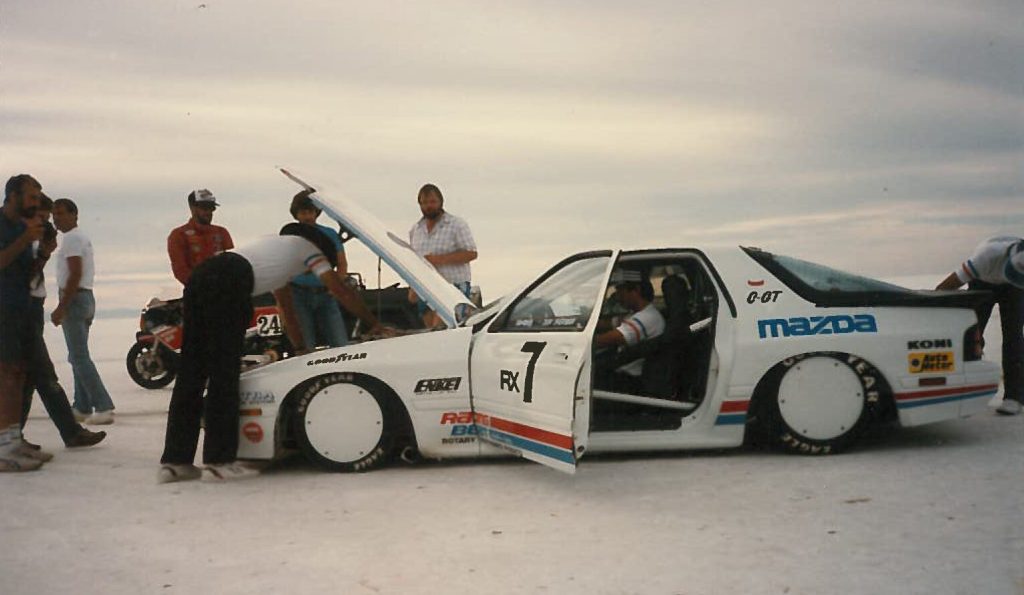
[
  {"left": 233, "top": 235, "right": 333, "bottom": 295},
  {"left": 955, "top": 237, "right": 1024, "bottom": 288},
  {"left": 56, "top": 227, "right": 96, "bottom": 290},
  {"left": 30, "top": 242, "right": 45, "bottom": 299},
  {"left": 615, "top": 302, "right": 666, "bottom": 376}
]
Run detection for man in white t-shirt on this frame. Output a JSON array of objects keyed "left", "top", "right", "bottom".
[
  {"left": 159, "top": 223, "right": 387, "bottom": 483},
  {"left": 595, "top": 268, "right": 666, "bottom": 390},
  {"left": 51, "top": 198, "right": 116, "bottom": 425},
  {"left": 937, "top": 236, "right": 1024, "bottom": 415}
]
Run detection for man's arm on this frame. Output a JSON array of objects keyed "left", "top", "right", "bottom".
[
  {"left": 51, "top": 255, "right": 82, "bottom": 326},
  {"left": 336, "top": 250, "right": 348, "bottom": 276},
  {"left": 595, "top": 329, "right": 626, "bottom": 348},
  {"left": 0, "top": 219, "right": 43, "bottom": 269},
  {"left": 167, "top": 230, "right": 192, "bottom": 286},
  {"left": 935, "top": 272, "right": 964, "bottom": 291},
  {"left": 320, "top": 271, "right": 383, "bottom": 334},
  {"left": 222, "top": 228, "right": 234, "bottom": 251},
  {"left": 272, "top": 286, "right": 308, "bottom": 354},
  {"left": 424, "top": 250, "right": 478, "bottom": 267}
]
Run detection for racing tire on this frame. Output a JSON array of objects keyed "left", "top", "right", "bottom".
[
  {"left": 126, "top": 342, "right": 177, "bottom": 389},
  {"left": 293, "top": 373, "right": 400, "bottom": 472},
  {"left": 765, "top": 353, "right": 885, "bottom": 455}
]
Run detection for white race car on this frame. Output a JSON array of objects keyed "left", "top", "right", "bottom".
[{"left": 235, "top": 170, "right": 1001, "bottom": 474}]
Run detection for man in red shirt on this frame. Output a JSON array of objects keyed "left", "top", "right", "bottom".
[{"left": 167, "top": 189, "right": 234, "bottom": 285}]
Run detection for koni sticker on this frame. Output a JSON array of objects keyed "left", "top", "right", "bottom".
[
  {"left": 908, "top": 352, "right": 955, "bottom": 374},
  {"left": 907, "top": 339, "right": 952, "bottom": 350}
]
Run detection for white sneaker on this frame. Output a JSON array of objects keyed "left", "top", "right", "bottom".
[
  {"left": 72, "top": 409, "right": 90, "bottom": 423},
  {"left": 996, "top": 399, "right": 1022, "bottom": 416},
  {"left": 201, "top": 462, "right": 260, "bottom": 482},
  {"left": 88, "top": 410, "right": 115, "bottom": 425},
  {"left": 157, "top": 464, "right": 202, "bottom": 484}
]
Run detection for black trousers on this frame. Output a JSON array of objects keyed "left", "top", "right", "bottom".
[
  {"left": 161, "top": 253, "right": 254, "bottom": 465},
  {"left": 21, "top": 296, "right": 83, "bottom": 443},
  {"left": 971, "top": 280, "right": 1024, "bottom": 403}
]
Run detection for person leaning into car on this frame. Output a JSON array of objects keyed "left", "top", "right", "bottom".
[
  {"left": 158, "top": 222, "right": 389, "bottom": 484},
  {"left": 285, "top": 189, "right": 349, "bottom": 351},
  {"left": 168, "top": 188, "right": 233, "bottom": 286},
  {"left": 936, "top": 236, "right": 1024, "bottom": 416}
]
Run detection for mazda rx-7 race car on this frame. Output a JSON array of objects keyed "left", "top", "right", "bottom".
[{"left": 235, "top": 170, "right": 1000, "bottom": 474}]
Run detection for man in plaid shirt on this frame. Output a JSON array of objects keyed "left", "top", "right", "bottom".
[{"left": 408, "top": 183, "right": 477, "bottom": 327}]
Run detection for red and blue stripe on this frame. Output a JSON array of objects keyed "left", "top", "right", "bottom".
[
  {"left": 715, "top": 400, "right": 749, "bottom": 425},
  {"left": 895, "top": 383, "right": 999, "bottom": 409},
  {"left": 474, "top": 415, "right": 575, "bottom": 465}
]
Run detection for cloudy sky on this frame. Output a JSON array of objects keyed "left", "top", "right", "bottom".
[{"left": 2, "top": 0, "right": 1022, "bottom": 314}]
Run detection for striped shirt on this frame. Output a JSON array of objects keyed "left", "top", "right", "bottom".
[
  {"left": 409, "top": 212, "right": 476, "bottom": 284},
  {"left": 955, "top": 237, "right": 1024, "bottom": 288},
  {"left": 233, "top": 235, "right": 333, "bottom": 295},
  {"left": 615, "top": 303, "right": 666, "bottom": 376}
]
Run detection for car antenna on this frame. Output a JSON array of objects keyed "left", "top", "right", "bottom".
[{"left": 377, "top": 256, "right": 383, "bottom": 318}]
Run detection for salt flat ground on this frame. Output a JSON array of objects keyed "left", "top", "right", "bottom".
[{"left": 3, "top": 316, "right": 1022, "bottom": 595}]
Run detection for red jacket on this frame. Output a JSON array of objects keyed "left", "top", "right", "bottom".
[{"left": 168, "top": 220, "right": 234, "bottom": 285}]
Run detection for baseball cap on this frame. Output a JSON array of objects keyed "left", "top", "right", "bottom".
[
  {"left": 610, "top": 268, "right": 643, "bottom": 285},
  {"left": 188, "top": 188, "right": 219, "bottom": 207}
]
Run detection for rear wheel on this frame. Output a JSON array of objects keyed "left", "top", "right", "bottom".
[
  {"left": 293, "top": 374, "right": 399, "bottom": 472},
  {"left": 766, "top": 353, "right": 884, "bottom": 455},
  {"left": 126, "top": 342, "right": 177, "bottom": 389}
]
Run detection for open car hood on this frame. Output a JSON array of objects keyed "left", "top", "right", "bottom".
[{"left": 280, "top": 168, "right": 474, "bottom": 328}]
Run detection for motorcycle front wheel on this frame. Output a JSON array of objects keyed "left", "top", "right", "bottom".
[{"left": 126, "top": 342, "right": 177, "bottom": 389}]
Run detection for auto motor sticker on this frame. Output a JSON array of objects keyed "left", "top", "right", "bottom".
[
  {"left": 242, "top": 422, "right": 264, "bottom": 443},
  {"left": 908, "top": 352, "right": 955, "bottom": 373},
  {"left": 414, "top": 377, "right": 462, "bottom": 394},
  {"left": 907, "top": 339, "right": 952, "bottom": 349},
  {"left": 757, "top": 314, "right": 877, "bottom": 339}
]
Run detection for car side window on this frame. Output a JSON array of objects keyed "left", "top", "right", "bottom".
[{"left": 494, "top": 256, "right": 611, "bottom": 333}]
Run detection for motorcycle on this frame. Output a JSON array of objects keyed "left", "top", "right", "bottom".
[{"left": 126, "top": 294, "right": 290, "bottom": 389}]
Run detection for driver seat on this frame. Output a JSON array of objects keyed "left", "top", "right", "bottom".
[{"left": 638, "top": 275, "right": 695, "bottom": 399}]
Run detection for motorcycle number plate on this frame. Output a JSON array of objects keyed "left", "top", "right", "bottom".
[{"left": 256, "top": 313, "right": 283, "bottom": 336}]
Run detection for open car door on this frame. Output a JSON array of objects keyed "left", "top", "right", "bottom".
[{"left": 469, "top": 252, "right": 616, "bottom": 474}]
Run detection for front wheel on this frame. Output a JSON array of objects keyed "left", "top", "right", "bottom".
[
  {"left": 126, "top": 342, "right": 177, "bottom": 389},
  {"left": 293, "top": 374, "right": 400, "bottom": 472},
  {"left": 766, "top": 353, "right": 884, "bottom": 455}
]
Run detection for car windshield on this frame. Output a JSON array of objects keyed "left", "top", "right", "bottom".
[{"left": 770, "top": 254, "right": 907, "bottom": 293}]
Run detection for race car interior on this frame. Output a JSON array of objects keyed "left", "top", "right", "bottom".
[{"left": 591, "top": 254, "right": 719, "bottom": 433}]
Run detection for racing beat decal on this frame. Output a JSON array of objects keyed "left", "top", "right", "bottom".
[
  {"left": 908, "top": 352, "right": 955, "bottom": 373},
  {"left": 439, "top": 411, "right": 478, "bottom": 445}
]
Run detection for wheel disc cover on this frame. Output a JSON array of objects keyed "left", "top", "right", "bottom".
[
  {"left": 777, "top": 357, "right": 864, "bottom": 440},
  {"left": 304, "top": 383, "right": 384, "bottom": 463}
]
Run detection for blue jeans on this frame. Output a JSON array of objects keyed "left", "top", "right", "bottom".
[
  {"left": 61, "top": 290, "right": 115, "bottom": 414},
  {"left": 291, "top": 285, "right": 348, "bottom": 350}
]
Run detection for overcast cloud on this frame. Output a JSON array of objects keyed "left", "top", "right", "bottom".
[{"left": 1, "top": 0, "right": 1021, "bottom": 313}]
